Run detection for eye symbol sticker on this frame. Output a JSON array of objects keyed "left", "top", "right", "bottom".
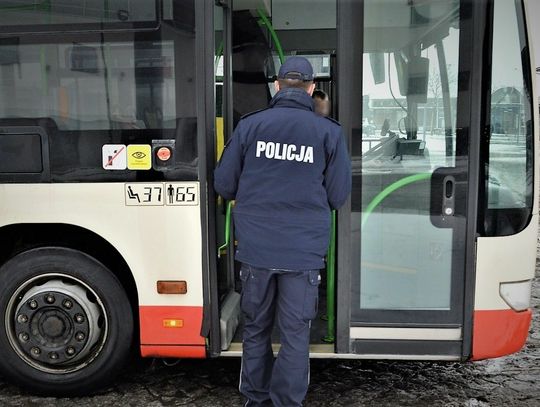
[
  {"left": 127, "top": 144, "right": 151, "bottom": 170},
  {"left": 132, "top": 151, "right": 146, "bottom": 159}
]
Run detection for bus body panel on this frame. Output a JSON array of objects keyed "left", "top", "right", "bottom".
[
  {"left": 474, "top": 213, "right": 538, "bottom": 311},
  {"left": 0, "top": 183, "right": 206, "bottom": 353},
  {"left": 139, "top": 306, "right": 206, "bottom": 358},
  {"left": 471, "top": 0, "right": 539, "bottom": 360},
  {"left": 472, "top": 309, "right": 532, "bottom": 360}
]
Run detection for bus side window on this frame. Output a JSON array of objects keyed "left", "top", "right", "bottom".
[
  {"left": 483, "top": 0, "right": 534, "bottom": 236},
  {"left": 0, "top": 1, "right": 199, "bottom": 183}
]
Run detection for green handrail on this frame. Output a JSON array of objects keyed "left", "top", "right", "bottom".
[
  {"left": 323, "top": 210, "right": 336, "bottom": 343},
  {"left": 257, "top": 9, "right": 285, "bottom": 64},
  {"left": 361, "top": 172, "right": 432, "bottom": 228},
  {"left": 218, "top": 201, "right": 233, "bottom": 257}
]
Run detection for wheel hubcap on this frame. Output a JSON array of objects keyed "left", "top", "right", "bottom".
[{"left": 6, "top": 276, "right": 108, "bottom": 374}]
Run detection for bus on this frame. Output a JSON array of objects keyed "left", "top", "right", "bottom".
[{"left": 0, "top": 0, "right": 536, "bottom": 396}]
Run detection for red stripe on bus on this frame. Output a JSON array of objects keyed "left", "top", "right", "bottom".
[
  {"left": 471, "top": 309, "right": 532, "bottom": 360},
  {"left": 139, "top": 305, "right": 206, "bottom": 346},
  {"left": 140, "top": 345, "right": 206, "bottom": 359}
]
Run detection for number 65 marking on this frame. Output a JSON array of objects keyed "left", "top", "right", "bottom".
[{"left": 176, "top": 186, "right": 195, "bottom": 202}]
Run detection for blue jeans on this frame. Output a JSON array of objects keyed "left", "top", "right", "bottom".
[{"left": 238, "top": 263, "right": 321, "bottom": 407}]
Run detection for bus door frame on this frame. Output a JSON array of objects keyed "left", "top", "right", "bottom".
[
  {"left": 201, "top": 0, "right": 238, "bottom": 357},
  {"left": 200, "top": 0, "right": 222, "bottom": 358},
  {"left": 334, "top": 0, "right": 490, "bottom": 358},
  {"left": 334, "top": 0, "right": 360, "bottom": 354},
  {"left": 460, "top": 0, "right": 493, "bottom": 362},
  {"left": 220, "top": 0, "right": 236, "bottom": 291}
]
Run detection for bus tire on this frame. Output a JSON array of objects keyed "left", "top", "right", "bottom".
[{"left": 0, "top": 247, "right": 134, "bottom": 396}]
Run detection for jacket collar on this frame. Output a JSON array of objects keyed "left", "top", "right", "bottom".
[{"left": 269, "top": 88, "right": 314, "bottom": 112}]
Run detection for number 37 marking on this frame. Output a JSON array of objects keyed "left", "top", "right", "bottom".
[{"left": 143, "top": 186, "right": 163, "bottom": 203}]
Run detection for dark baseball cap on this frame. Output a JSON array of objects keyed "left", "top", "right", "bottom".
[{"left": 277, "top": 56, "right": 314, "bottom": 81}]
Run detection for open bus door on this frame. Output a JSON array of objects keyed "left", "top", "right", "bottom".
[
  {"left": 212, "top": 0, "right": 494, "bottom": 360},
  {"left": 213, "top": 0, "right": 341, "bottom": 354}
]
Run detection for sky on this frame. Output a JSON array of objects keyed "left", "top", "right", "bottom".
[{"left": 527, "top": 0, "right": 540, "bottom": 94}]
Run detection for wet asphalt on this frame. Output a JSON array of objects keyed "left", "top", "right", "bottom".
[{"left": 0, "top": 253, "right": 538, "bottom": 406}]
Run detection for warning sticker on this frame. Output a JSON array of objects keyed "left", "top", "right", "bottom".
[
  {"left": 102, "top": 144, "right": 127, "bottom": 170},
  {"left": 127, "top": 144, "right": 152, "bottom": 170},
  {"left": 165, "top": 183, "right": 200, "bottom": 206},
  {"left": 125, "top": 183, "right": 164, "bottom": 206}
]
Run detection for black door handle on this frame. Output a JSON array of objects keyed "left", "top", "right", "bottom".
[{"left": 442, "top": 175, "right": 455, "bottom": 216}]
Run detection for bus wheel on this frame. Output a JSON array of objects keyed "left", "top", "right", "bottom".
[{"left": 0, "top": 247, "right": 133, "bottom": 396}]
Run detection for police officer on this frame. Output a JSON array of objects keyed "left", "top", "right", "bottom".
[{"left": 214, "top": 56, "right": 351, "bottom": 407}]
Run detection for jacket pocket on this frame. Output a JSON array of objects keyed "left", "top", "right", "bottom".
[{"left": 302, "top": 269, "right": 321, "bottom": 321}]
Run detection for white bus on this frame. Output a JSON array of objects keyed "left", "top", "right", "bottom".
[{"left": 0, "top": 0, "right": 536, "bottom": 395}]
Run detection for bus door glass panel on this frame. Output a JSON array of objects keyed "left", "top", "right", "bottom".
[
  {"left": 483, "top": 0, "right": 534, "bottom": 237},
  {"left": 351, "top": 0, "right": 463, "bottom": 316}
]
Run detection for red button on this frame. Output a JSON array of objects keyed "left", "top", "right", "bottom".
[{"left": 157, "top": 147, "right": 172, "bottom": 161}]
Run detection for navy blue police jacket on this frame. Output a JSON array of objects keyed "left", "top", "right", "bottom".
[{"left": 214, "top": 87, "right": 351, "bottom": 270}]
